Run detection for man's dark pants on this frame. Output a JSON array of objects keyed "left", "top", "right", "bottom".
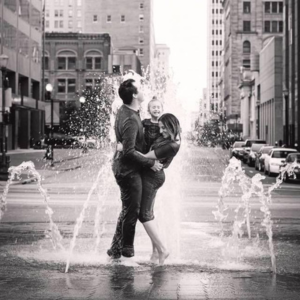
[{"left": 108, "top": 171, "right": 142, "bottom": 258}]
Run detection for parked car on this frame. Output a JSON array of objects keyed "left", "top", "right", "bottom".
[
  {"left": 35, "top": 133, "right": 80, "bottom": 149},
  {"left": 255, "top": 146, "right": 274, "bottom": 171},
  {"left": 280, "top": 153, "right": 300, "bottom": 182},
  {"left": 74, "top": 136, "right": 101, "bottom": 149},
  {"left": 264, "top": 148, "right": 297, "bottom": 176},
  {"left": 229, "top": 141, "right": 245, "bottom": 158},
  {"left": 241, "top": 139, "right": 267, "bottom": 163},
  {"left": 247, "top": 143, "right": 267, "bottom": 167}
]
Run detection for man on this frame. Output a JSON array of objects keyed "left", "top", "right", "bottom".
[{"left": 108, "top": 76, "right": 162, "bottom": 262}]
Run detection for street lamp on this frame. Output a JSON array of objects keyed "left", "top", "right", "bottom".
[
  {"left": 0, "top": 54, "right": 10, "bottom": 180},
  {"left": 282, "top": 89, "right": 289, "bottom": 146},
  {"left": 79, "top": 96, "right": 86, "bottom": 104},
  {"left": 45, "top": 83, "right": 54, "bottom": 165}
]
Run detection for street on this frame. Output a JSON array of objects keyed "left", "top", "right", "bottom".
[{"left": 0, "top": 146, "right": 300, "bottom": 299}]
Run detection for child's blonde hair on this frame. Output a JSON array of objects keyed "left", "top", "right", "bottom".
[{"left": 147, "top": 96, "right": 163, "bottom": 112}]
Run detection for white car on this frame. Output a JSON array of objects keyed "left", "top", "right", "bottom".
[{"left": 264, "top": 148, "right": 297, "bottom": 176}]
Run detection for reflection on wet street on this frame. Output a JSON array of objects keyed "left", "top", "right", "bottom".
[{"left": 1, "top": 147, "right": 300, "bottom": 299}]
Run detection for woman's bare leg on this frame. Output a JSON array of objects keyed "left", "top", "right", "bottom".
[{"left": 143, "top": 220, "right": 169, "bottom": 265}]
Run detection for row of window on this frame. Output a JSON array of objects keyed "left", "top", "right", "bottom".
[
  {"left": 212, "top": 9, "right": 223, "bottom": 14},
  {"left": 106, "top": 14, "right": 144, "bottom": 22},
  {"left": 44, "top": 57, "right": 102, "bottom": 70},
  {"left": 241, "top": 20, "right": 283, "bottom": 33},
  {"left": 53, "top": 0, "right": 82, "bottom": 6},
  {"left": 212, "top": 40, "right": 222, "bottom": 46},
  {"left": 212, "top": 51, "right": 222, "bottom": 56},
  {"left": 212, "top": 29, "right": 222, "bottom": 35},
  {"left": 212, "top": 19, "right": 222, "bottom": 25}
]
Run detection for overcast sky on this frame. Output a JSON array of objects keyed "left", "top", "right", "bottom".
[{"left": 153, "top": 0, "right": 208, "bottom": 111}]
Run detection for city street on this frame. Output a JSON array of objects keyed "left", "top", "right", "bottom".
[{"left": 0, "top": 146, "right": 300, "bottom": 299}]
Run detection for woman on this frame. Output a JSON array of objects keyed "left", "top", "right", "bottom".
[{"left": 108, "top": 113, "right": 181, "bottom": 265}]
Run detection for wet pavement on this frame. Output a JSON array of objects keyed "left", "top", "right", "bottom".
[{"left": 1, "top": 146, "right": 300, "bottom": 299}]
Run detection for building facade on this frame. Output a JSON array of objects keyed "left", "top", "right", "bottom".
[
  {"left": 0, "top": 0, "right": 44, "bottom": 149},
  {"left": 207, "top": 0, "right": 224, "bottom": 114},
  {"left": 283, "top": 0, "right": 300, "bottom": 149},
  {"left": 222, "top": 0, "right": 284, "bottom": 133},
  {"left": 44, "top": 32, "right": 111, "bottom": 128},
  {"left": 154, "top": 44, "right": 170, "bottom": 77},
  {"left": 45, "top": 0, "right": 85, "bottom": 33},
  {"left": 83, "top": 0, "right": 155, "bottom": 69}
]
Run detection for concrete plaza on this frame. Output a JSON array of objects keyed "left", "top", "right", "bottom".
[{"left": 0, "top": 146, "right": 300, "bottom": 299}]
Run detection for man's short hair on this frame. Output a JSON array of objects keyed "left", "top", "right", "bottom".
[{"left": 118, "top": 79, "right": 138, "bottom": 105}]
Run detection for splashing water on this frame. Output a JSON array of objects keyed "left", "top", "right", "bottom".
[{"left": 0, "top": 162, "right": 64, "bottom": 250}]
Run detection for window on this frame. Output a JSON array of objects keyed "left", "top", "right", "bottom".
[
  {"left": 77, "top": 0, "right": 82, "bottom": 6},
  {"left": 216, "top": 9, "right": 218, "bottom": 14},
  {"left": 45, "top": 20, "right": 49, "bottom": 28},
  {"left": 139, "top": 14, "right": 144, "bottom": 21},
  {"left": 69, "top": 9, "right": 73, "bottom": 17},
  {"left": 216, "top": 40, "right": 218, "bottom": 45},
  {"left": 243, "top": 40, "right": 251, "bottom": 53},
  {"left": 139, "top": 25, "right": 144, "bottom": 32},
  {"left": 264, "top": 21, "right": 271, "bottom": 32},
  {"left": 139, "top": 48, "right": 144, "bottom": 56},
  {"left": 212, "top": 30, "right": 214, "bottom": 35},
  {"left": 265, "top": 2, "right": 271, "bottom": 13},
  {"left": 220, "top": 30, "right": 222, "bottom": 35},
  {"left": 243, "top": 21, "right": 251, "bottom": 32},
  {"left": 77, "top": 21, "right": 81, "bottom": 28},
  {"left": 54, "top": 20, "right": 59, "bottom": 28},
  {"left": 212, "top": 51, "right": 214, "bottom": 56},
  {"left": 93, "top": 15, "right": 98, "bottom": 22},
  {"left": 59, "top": 20, "right": 63, "bottom": 28},
  {"left": 59, "top": 10, "right": 63, "bottom": 17},
  {"left": 279, "top": 21, "right": 283, "bottom": 32},
  {"left": 279, "top": 2, "right": 283, "bottom": 13},
  {"left": 212, "top": 61, "right": 214, "bottom": 66},
  {"left": 77, "top": 10, "right": 81, "bottom": 17},
  {"left": 46, "top": 10, "right": 49, "bottom": 17},
  {"left": 212, "top": 40, "right": 214, "bottom": 45},
  {"left": 107, "top": 15, "right": 111, "bottom": 22},
  {"left": 139, "top": 38, "right": 144, "bottom": 44},
  {"left": 68, "top": 20, "right": 73, "bottom": 28},
  {"left": 68, "top": 79, "right": 76, "bottom": 93},
  {"left": 43, "top": 56, "right": 49, "bottom": 70},
  {"left": 220, "top": 9, "right": 223, "bottom": 13},
  {"left": 57, "top": 79, "right": 66, "bottom": 93},
  {"left": 55, "top": 10, "right": 59, "bottom": 17},
  {"left": 272, "top": 21, "right": 277, "bottom": 32},
  {"left": 220, "top": 40, "right": 222, "bottom": 46},
  {"left": 272, "top": 2, "right": 277, "bottom": 13},
  {"left": 57, "top": 54, "right": 77, "bottom": 70},
  {"left": 85, "top": 79, "right": 93, "bottom": 91},
  {"left": 212, "top": 72, "right": 214, "bottom": 77},
  {"left": 85, "top": 53, "right": 102, "bottom": 70},
  {"left": 121, "top": 15, "right": 125, "bottom": 22},
  {"left": 243, "top": 2, "right": 251, "bottom": 13},
  {"left": 140, "top": 3, "right": 144, "bottom": 9},
  {"left": 243, "top": 59, "right": 251, "bottom": 68},
  {"left": 212, "top": 9, "right": 214, "bottom": 14}
]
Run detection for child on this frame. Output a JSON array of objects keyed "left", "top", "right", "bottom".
[{"left": 142, "top": 97, "right": 164, "bottom": 152}]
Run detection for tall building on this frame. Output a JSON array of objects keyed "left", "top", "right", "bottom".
[
  {"left": 0, "top": 0, "right": 44, "bottom": 150},
  {"left": 83, "top": 0, "right": 155, "bottom": 68},
  {"left": 154, "top": 44, "right": 170, "bottom": 76},
  {"left": 283, "top": 0, "right": 300, "bottom": 149},
  {"left": 45, "top": 0, "right": 85, "bottom": 33},
  {"left": 222, "top": 0, "right": 284, "bottom": 132},
  {"left": 207, "top": 0, "right": 224, "bottom": 114}
]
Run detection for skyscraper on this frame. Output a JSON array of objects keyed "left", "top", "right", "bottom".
[{"left": 207, "top": 0, "right": 224, "bottom": 115}]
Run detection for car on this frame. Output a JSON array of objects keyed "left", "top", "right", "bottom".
[
  {"left": 255, "top": 146, "right": 274, "bottom": 171},
  {"left": 280, "top": 153, "right": 300, "bottom": 182},
  {"left": 241, "top": 139, "right": 267, "bottom": 163},
  {"left": 247, "top": 143, "right": 266, "bottom": 167},
  {"left": 43, "top": 133, "right": 80, "bottom": 149},
  {"left": 264, "top": 148, "right": 298, "bottom": 176},
  {"left": 229, "top": 141, "right": 245, "bottom": 159}
]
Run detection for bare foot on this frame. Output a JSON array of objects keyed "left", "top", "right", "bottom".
[
  {"left": 150, "top": 252, "right": 159, "bottom": 263},
  {"left": 158, "top": 251, "right": 169, "bottom": 266}
]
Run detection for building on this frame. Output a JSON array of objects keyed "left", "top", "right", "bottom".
[
  {"left": 198, "top": 88, "right": 209, "bottom": 126},
  {"left": 45, "top": 0, "right": 85, "bottom": 33},
  {"left": 83, "top": 0, "right": 155, "bottom": 69},
  {"left": 282, "top": 0, "right": 300, "bottom": 149},
  {"left": 222, "top": 0, "right": 284, "bottom": 133},
  {"left": 240, "top": 37, "right": 283, "bottom": 144},
  {"left": 44, "top": 32, "right": 111, "bottom": 129},
  {"left": 154, "top": 44, "right": 170, "bottom": 77},
  {"left": 207, "top": 0, "right": 224, "bottom": 114},
  {"left": 0, "top": 0, "right": 44, "bottom": 150}
]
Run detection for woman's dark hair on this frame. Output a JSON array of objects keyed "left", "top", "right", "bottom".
[
  {"left": 118, "top": 79, "right": 138, "bottom": 105},
  {"left": 158, "top": 113, "right": 181, "bottom": 141}
]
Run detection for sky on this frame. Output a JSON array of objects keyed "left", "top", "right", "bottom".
[{"left": 153, "top": 0, "right": 208, "bottom": 112}]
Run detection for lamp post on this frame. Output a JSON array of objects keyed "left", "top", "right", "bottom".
[
  {"left": 282, "top": 89, "right": 289, "bottom": 147},
  {"left": 45, "top": 83, "right": 54, "bottom": 165},
  {"left": 79, "top": 96, "right": 86, "bottom": 105},
  {"left": 79, "top": 96, "right": 88, "bottom": 153},
  {"left": 0, "top": 54, "right": 10, "bottom": 180}
]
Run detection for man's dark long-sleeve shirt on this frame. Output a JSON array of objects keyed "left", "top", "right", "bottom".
[{"left": 113, "top": 105, "right": 154, "bottom": 176}]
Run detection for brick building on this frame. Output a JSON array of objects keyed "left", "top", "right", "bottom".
[
  {"left": 0, "top": 0, "right": 44, "bottom": 149},
  {"left": 44, "top": 32, "right": 111, "bottom": 128},
  {"left": 83, "top": 0, "right": 155, "bottom": 69},
  {"left": 222, "top": 0, "right": 284, "bottom": 132}
]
